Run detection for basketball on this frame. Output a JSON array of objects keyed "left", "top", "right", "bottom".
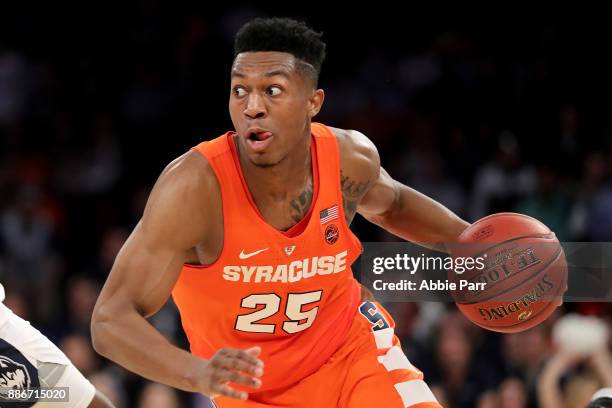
[{"left": 449, "top": 213, "right": 568, "bottom": 333}]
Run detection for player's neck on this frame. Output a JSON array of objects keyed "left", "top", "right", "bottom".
[{"left": 238, "top": 133, "right": 312, "bottom": 202}]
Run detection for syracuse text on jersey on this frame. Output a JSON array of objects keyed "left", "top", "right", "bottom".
[{"left": 222, "top": 250, "right": 348, "bottom": 283}]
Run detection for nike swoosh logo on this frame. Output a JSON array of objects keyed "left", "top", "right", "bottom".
[{"left": 239, "top": 248, "right": 269, "bottom": 259}]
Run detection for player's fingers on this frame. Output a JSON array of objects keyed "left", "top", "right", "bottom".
[
  {"left": 211, "top": 382, "right": 248, "bottom": 401},
  {"left": 213, "top": 368, "right": 261, "bottom": 390},
  {"left": 239, "top": 347, "right": 264, "bottom": 369},
  {"left": 245, "top": 346, "right": 261, "bottom": 356},
  {"left": 219, "top": 369, "right": 262, "bottom": 389},
  {"left": 221, "top": 347, "right": 263, "bottom": 369},
  {"left": 242, "top": 347, "right": 264, "bottom": 369},
  {"left": 222, "top": 356, "right": 263, "bottom": 377}
]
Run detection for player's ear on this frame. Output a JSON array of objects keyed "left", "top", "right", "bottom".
[{"left": 308, "top": 89, "right": 325, "bottom": 118}]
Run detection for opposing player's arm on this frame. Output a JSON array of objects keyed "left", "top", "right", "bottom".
[
  {"left": 336, "top": 128, "right": 469, "bottom": 252},
  {"left": 91, "top": 151, "right": 262, "bottom": 400}
]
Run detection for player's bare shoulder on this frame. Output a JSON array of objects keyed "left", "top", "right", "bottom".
[
  {"left": 157, "top": 149, "right": 219, "bottom": 199},
  {"left": 151, "top": 150, "right": 220, "bottom": 215},
  {"left": 328, "top": 127, "right": 380, "bottom": 224},
  {"left": 140, "top": 149, "right": 222, "bottom": 253}
]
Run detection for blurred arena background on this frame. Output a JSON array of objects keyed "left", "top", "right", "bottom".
[{"left": 1, "top": 5, "right": 611, "bottom": 407}]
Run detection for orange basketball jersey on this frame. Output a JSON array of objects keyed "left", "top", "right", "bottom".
[{"left": 172, "top": 123, "right": 363, "bottom": 392}]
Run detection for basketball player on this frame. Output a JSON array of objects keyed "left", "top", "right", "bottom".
[
  {"left": 92, "top": 17, "right": 469, "bottom": 407},
  {"left": 0, "top": 283, "right": 115, "bottom": 407}
]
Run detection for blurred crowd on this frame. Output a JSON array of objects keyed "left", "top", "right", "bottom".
[{"left": 1, "top": 6, "right": 612, "bottom": 407}]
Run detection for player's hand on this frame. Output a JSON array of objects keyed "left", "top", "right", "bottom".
[{"left": 197, "top": 346, "right": 264, "bottom": 400}]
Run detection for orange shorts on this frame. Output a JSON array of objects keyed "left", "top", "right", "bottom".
[{"left": 213, "top": 301, "right": 441, "bottom": 408}]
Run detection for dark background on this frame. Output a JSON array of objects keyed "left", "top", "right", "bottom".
[{"left": 1, "top": 5, "right": 611, "bottom": 407}]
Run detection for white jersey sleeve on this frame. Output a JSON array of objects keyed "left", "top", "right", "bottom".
[{"left": 0, "top": 302, "right": 96, "bottom": 407}]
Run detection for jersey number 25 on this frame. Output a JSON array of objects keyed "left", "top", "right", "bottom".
[{"left": 235, "top": 290, "right": 323, "bottom": 334}]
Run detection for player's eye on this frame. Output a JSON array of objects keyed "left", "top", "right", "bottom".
[
  {"left": 233, "top": 87, "right": 247, "bottom": 97},
  {"left": 267, "top": 86, "right": 282, "bottom": 96}
]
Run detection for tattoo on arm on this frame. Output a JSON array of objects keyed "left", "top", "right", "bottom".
[
  {"left": 289, "top": 180, "right": 314, "bottom": 223},
  {"left": 287, "top": 171, "right": 370, "bottom": 226},
  {"left": 341, "top": 171, "right": 371, "bottom": 224}
]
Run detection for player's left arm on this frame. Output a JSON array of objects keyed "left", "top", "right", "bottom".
[{"left": 335, "top": 128, "right": 469, "bottom": 252}]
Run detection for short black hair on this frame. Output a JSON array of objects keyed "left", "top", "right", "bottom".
[{"left": 233, "top": 17, "right": 326, "bottom": 85}]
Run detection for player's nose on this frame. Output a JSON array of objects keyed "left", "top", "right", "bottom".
[{"left": 244, "top": 94, "right": 267, "bottom": 119}]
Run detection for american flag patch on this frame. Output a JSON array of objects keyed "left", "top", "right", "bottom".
[{"left": 320, "top": 205, "right": 339, "bottom": 224}]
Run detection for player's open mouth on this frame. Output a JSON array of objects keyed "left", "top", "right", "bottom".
[{"left": 246, "top": 130, "right": 274, "bottom": 152}]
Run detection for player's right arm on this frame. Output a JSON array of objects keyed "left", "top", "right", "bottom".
[{"left": 91, "top": 151, "right": 263, "bottom": 400}]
